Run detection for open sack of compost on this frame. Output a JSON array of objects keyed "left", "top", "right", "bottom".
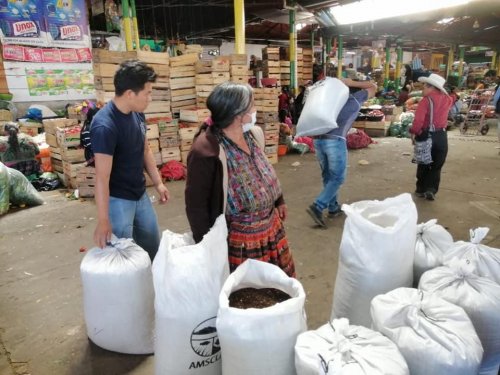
[
  {"left": 413, "top": 219, "right": 453, "bottom": 286},
  {"left": 371, "top": 287, "right": 483, "bottom": 375},
  {"left": 80, "top": 237, "right": 154, "bottom": 354},
  {"left": 152, "top": 215, "right": 229, "bottom": 375},
  {"left": 295, "top": 318, "right": 409, "bottom": 375},
  {"left": 443, "top": 227, "right": 500, "bottom": 284},
  {"left": 217, "top": 259, "right": 307, "bottom": 375},
  {"left": 419, "top": 258, "right": 500, "bottom": 375},
  {"left": 296, "top": 77, "right": 348, "bottom": 137},
  {"left": 331, "top": 193, "right": 417, "bottom": 327}
]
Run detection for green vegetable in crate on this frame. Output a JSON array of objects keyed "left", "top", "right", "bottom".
[
  {"left": 388, "top": 122, "right": 402, "bottom": 137},
  {"left": 0, "top": 162, "right": 9, "bottom": 215},
  {"left": 7, "top": 167, "right": 44, "bottom": 207}
]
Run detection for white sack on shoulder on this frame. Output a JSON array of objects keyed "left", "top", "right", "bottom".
[
  {"left": 331, "top": 193, "right": 417, "bottom": 327},
  {"left": 443, "top": 227, "right": 500, "bottom": 284},
  {"left": 153, "top": 215, "right": 229, "bottom": 375},
  {"left": 217, "top": 259, "right": 307, "bottom": 375},
  {"left": 371, "top": 287, "right": 483, "bottom": 375},
  {"left": 295, "top": 318, "right": 409, "bottom": 375},
  {"left": 80, "top": 237, "right": 154, "bottom": 354},
  {"left": 419, "top": 259, "right": 500, "bottom": 375},
  {"left": 296, "top": 77, "right": 349, "bottom": 137},
  {"left": 413, "top": 219, "right": 453, "bottom": 285}
]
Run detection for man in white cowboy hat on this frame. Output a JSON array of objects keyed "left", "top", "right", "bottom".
[{"left": 409, "top": 73, "right": 453, "bottom": 201}]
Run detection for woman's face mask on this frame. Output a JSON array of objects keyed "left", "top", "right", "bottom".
[{"left": 242, "top": 111, "right": 257, "bottom": 132}]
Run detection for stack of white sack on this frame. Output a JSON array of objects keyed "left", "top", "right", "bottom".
[
  {"left": 419, "top": 258, "right": 500, "bottom": 375},
  {"left": 331, "top": 193, "right": 417, "bottom": 327},
  {"left": 153, "top": 215, "right": 229, "bottom": 375},
  {"left": 371, "top": 287, "right": 483, "bottom": 375},
  {"left": 217, "top": 259, "right": 307, "bottom": 375},
  {"left": 443, "top": 227, "right": 500, "bottom": 284},
  {"left": 80, "top": 237, "right": 154, "bottom": 354},
  {"left": 413, "top": 219, "right": 453, "bottom": 286},
  {"left": 295, "top": 318, "right": 409, "bottom": 375}
]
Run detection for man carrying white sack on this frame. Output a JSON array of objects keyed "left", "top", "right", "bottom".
[{"left": 307, "top": 78, "right": 377, "bottom": 227}]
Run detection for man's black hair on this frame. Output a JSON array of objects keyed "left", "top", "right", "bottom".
[{"left": 114, "top": 60, "right": 157, "bottom": 96}]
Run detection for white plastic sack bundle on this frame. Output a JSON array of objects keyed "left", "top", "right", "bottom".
[
  {"left": 80, "top": 237, "right": 154, "bottom": 354},
  {"left": 413, "top": 219, "right": 453, "bottom": 285},
  {"left": 153, "top": 215, "right": 229, "bottom": 375},
  {"left": 296, "top": 77, "right": 349, "bottom": 137},
  {"left": 443, "top": 227, "right": 500, "bottom": 284},
  {"left": 331, "top": 193, "right": 417, "bottom": 327},
  {"left": 217, "top": 259, "right": 307, "bottom": 375},
  {"left": 419, "top": 259, "right": 500, "bottom": 375},
  {"left": 295, "top": 318, "right": 409, "bottom": 375},
  {"left": 371, "top": 287, "right": 483, "bottom": 375}
]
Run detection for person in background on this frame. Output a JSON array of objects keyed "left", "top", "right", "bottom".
[
  {"left": 278, "top": 86, "right": 291, "bottom": 113},
  {"left": 90, "top": 60, "right": 169, "bottom": 260},
  {"left": 409, "top": 74, "right": 453, "bottom": 201},
  {"left": 306, "top": 78, "right": 377, "bottom": 227},
  {"left": 493, "top": 80, "right": 500, "bottom": 151},
  {"left": 0, "top": 122, "right": 39, "bottom": 176},
  {"left": 185, "top": 82, "right": 295, "bottom": 277},
  {"left": 294, "top": 85, "right": 306, "bottom": 123},
  {"left": 398, "top": 84, "right": 411, "bottom": 107}
]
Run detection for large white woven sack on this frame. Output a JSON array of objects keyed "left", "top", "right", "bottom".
[
  {"left": 295, "top": 318, "right": 409, "bottom": 375},
  {"left": 443, "top": 227, "right": 500, "bottom": 284},
  {"left": 153, "top": 215, "right": 229, "bottom": 375},
  {"left": 296, "top": 77, "right": 349, "bottom": 137},
  {"left": 331, "top": 193, "right": 417, "bottom": 327},
  {"left": 413, "top": 219, "right": 453, "bottom": 286},
  {"left": 217, "top": 259, "right": 307, "bottom": 375},
  {"left": 419, "top": 259, "right": 500, "bottom": 375},
  {"left": 80, "top": 237, "right": 154, "bottom": 354},
  {"left": 371, "top": 287, "right": 483, "bottom": 375}
]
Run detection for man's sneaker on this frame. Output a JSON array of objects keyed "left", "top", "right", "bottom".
[
  {"left": 424, "top": 191, "right": 435, "bottom": 201},
  {"left": 415, "top": 191, "right": 425, "bottom": 198},
  {"left": 306, "top": 204, "right": 326, "bottom": 227},
  {"left": 327, "top": 208, "right": 343, "bottom": 218}
]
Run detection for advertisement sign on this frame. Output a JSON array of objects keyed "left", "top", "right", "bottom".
[
  {"left": 44, "top": 0, "right": 90, "bottom": 48},
  {"left": 0, "top": 0, "right": 49, "bottom": 46},
  {"left": 2, "top": 44, "right": 92, "bottom": 62}
]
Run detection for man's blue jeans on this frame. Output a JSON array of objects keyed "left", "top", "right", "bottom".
[
  {"left": 109, "top": 192, "right": 160, "bottom": 260},
  {"left": 313, "top": 137, "right": 347, "bottom": 213}
]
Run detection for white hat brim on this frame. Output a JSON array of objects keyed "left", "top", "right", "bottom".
[{"left": 418, "top": 76, "right": 449, "bottom": 95}]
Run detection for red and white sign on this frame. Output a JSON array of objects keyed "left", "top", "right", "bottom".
[
  {"left": 2, "top": 45, "right": 25, "bottom": 61},
  {"left": 2, "top": 45, "right": 92, "bottom": 63},
  {"left": 12, "top": 21, "right": 38, "bottom": 37},
  {"left": 60, "top": 25, "right": 82, "bottom": 40}
]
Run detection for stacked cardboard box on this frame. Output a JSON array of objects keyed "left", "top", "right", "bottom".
[
  {"left": 254, "top": 88, "right": 280, "bottom": 164},
  {"left": 230, "top": 54, "right": 249, "bottom": 85},
  {"left": 302, "top": 48, "right": 313, "bottom": 83},
  {"left": 262, "top": 47, "right": 281, "bottom": 86},
  {"left": 280, "top": 60, "right": 290, "bottom": 87},
  {"left": 169, "top": 53, "right": 199, "bottom": 115},
  {"left": 43, "top": 118, "right": 85, "bottom": 188}
]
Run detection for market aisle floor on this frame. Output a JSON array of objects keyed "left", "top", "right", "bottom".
[{"left": 1, "top": 129, "right": 499, "bottom": 375}]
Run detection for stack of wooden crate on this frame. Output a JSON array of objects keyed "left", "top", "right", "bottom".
[
  {"left": 93, "top": 49, "right": 137, "bottom": 103},
  {"left": 179, "top": 126, "right": 198, "bottom": 165},
  {"left": 296, "top": 47, "right": 304, "bottom": 84},
  {"left": 280, "top": 60, "right": 290, "bottom": 87},
  {"left": 158, "top": 117, "right": 180, "bottom": 164},
  {"left": 43, "top": 118, "right": 85, "bottom": 188},
  {"left": 195, "top": 60, "right": 213, "bottom": 109},
  {"left": 254, "top": 87, "right": 280, "bottom": 164},
  {"left": 139, "top": 51, "right": 171, "bottom": 118},
  {"left": 169, "top": 53, "right": 199, "bottom": 115},
  {"left": 178, "top": 108, "right": 210, "bottom": 163},
  {"left": 302, "top": 48, "right": 313, "bottom": 83},
  {"left": 230, "top": 54, "right": 249, "bottom": 85},
  {"left": 77, "top": 166, "right": 96, "bottom": 198},
  {"left": 262, "top": 47, "right": 281, "bottom": 85}
]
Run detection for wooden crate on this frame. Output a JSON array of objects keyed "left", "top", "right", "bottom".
[
  {"left": 180, "top": 108, "right": 211, "bottom": 123},
  {"left": 195, "top": 84, "right": 215, "bottom": 93},
  {"left": 195, "top": 60, "right": 212, "bottom": 74},
  {"left": 169, "top": 77, "right": 196, "bottom": 90},
  {"left": 93, "top": 49, "right": 137, "bottom": 64},
  {"left": 230, "top": 76, "right": 249, "bottom": 84},
  {"left": 211, "top": 72, "right": 230, "bottom": 84},
  {"left": 148, "top": 139, "right": 160, "bottom": 153},
  {"left": 137, "top": 50, "right": 169, "bottom": 65},
  {"left": 211, "top": 57, "right": 230, "bottom": 72},
  {"left": 267, "top": 153, "right": 278, "bottom": 165},
  {"left": 263, "top": 60, "right": 280, "bottom": 68},
  {"left": 196, "top": 74, "right": 214, "bottom": 85},
  {"left": 170, "top": 65, "right": 196, "bottom": 77},
  {"left": 230, "top": 54, "right": 247, "bottom": 65},
  {"left": 161, "top": 147, "right": 181, "bottom": 162},
  {"left": 61, "top": 147, "right": 85, "bottom": 163},
  {"left": 179, "top": 127, "right": 198, "bottom": 140},
  {"left": 93, "top": 63, "right": 118, "bottom": 77},
  {"left": 364, "top": 121, "right": 389, "bottom": 137},
  {"left": 230, "top": 65, "right": 250, "bottom": 75},
  {"left": 145, "top": 101, "right": 171, "bottom": 114},
  {"left": 56, "top": 126, "right": 81, "bottom": 147},
  {"left": 149, "top": 64, "right": 170, "bottom": 77},
  {"left": 159, "top": 134, "right": 180, "bottom": 148},
  {"left": 169, "top": 53, "right": 199, "bottom": 67},
  {"left": 257, "top": 111, "right": 279, "bottom": 123},
  {"left": 146, "top": 123, "right": 160, "bottom": 139}
]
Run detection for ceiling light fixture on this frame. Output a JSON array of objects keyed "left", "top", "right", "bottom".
[
  {"left": 473, "top": 19, "right": 480, "bottom": 28},
  {"left": 437, "top": 17, "right": 455, "bottom": 24},
  {"left": 330, "top": 0, "right": 472, "bottom": 25}
]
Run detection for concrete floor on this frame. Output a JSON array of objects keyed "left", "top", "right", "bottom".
[{"left": 1, "top": 129, "right": 499, "bottom": 375}]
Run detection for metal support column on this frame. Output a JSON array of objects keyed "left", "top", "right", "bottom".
[
  {"left": 234, "top": 0, "right": 245, "bottom": 54},
  {"left": 395, "top": 46, "right": 402, "bottom": 93},
  {"left": 384, "top": 45, "right": 390, "bottom": 88},
  {"left": 491, "top": 51, "right": 497, "bottom": 73},
  {"left": 121, "top": 0, "right": 133, "bottom": 51},
  {"left": 130, "top": 0, "right": 141, "bottom": 50},
  {"left": 446, "top": 46, "right": 454, "bottom": 80},
  {"left": 458, "top": 46, "right": 465, "bottom": 86},
  {"left": 325, "top": 37, "right": 332, "bottom": 76},
  {"left": 337, "top": 35, "right": 343, "bottom": 79},
  {"left": 289, "top": 3, "right": 297, "bottom": 93}
]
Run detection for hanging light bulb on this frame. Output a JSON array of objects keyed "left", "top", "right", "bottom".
[{"left": 473, "top": 19, "right": 480, "bottom": 28}]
